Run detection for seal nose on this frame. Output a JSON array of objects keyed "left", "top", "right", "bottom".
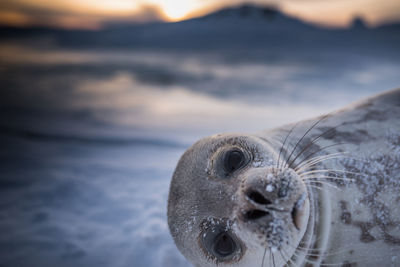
[{"left": 243, "top": 190, "right": 272, "bottom": 221}]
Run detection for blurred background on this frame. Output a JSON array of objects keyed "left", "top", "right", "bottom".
[{"left": 0, "top": 0, "right": 399, "bottom": 266}]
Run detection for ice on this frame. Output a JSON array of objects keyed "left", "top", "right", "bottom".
[{"left": 266, "top": 184, "right": 275, "bottom": 192}]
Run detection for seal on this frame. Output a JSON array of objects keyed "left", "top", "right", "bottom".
[{"left": 167, "top": 88, "right": 400, "bottom": 267}]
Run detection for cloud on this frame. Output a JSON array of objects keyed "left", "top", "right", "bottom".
[
  {"left": 0, "top": 1, "right": 167, "bottom": 29},
  {"left": 0, "top": 0, "right": 399, "bottom": 29},
  {"left": 281, "top": 0, "right": 400, "bottom": 27}
]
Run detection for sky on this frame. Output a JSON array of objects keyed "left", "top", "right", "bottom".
[{"left": 0, "top": 0, "right": 400, "bottom": 29}]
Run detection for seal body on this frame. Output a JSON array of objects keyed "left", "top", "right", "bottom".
[{"left": 168, "top": 89, "right": 400, "bottom": 266}]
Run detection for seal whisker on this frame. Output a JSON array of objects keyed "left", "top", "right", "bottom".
[
  {"left": 301, "top": 176, "right": 354, "bottom": 182},
  {"left": 288, "top": 249, "right": 320, "bottom": 265},
  {"left": 278, "top": 249, "right": 290, "bottom": 267},
  {"left": 305, "top": 184, "right": 331, "bottom": 191},
  {"left": 295, "top": 153, "right": 350, "bottom": 172},
  {"left": 284, "top": 114, "right": 330, "bottom": 170},
  {"left": 271, "top": 248, "right": 276, "bottom": 267},
  {"left": 293, "top": 245, "right": 351, "bottom": 257},
  {"left": 305, "top": 178, "right": 342, "bottom": 186},
  {"left": 301, "top": 258, "right": 346, "bottom": 266},
  {"left": 277, "top": 123, "right": 299, "bottom": 170},
  {"left": 302, "top": 180, "right": 339, "bottom": 191},
  {"left": 290, "top": 239, "right": 357, "bottom": 257},
  {"left": 285, "top": 245, "right": 345, "bottom": 266},
  {"left": 287, "top": 123, "right": 344, "bottom": 169},
  {"left": 297, "top": 161, "right": 352, "bottom": 175},
  {"left": 306, "top": 181, "right": 341, "bottom": 191},
  {"left": 269, "top": 248, "right": 273, "bottom": 267},
  {"left": 302, "top": 177, "right": 353, "bottom": 188},
  {"left": 286, "top": 241, "right": 318, "bottom": 253},
  {"left": 281, "top": 248, "right": 299, "bottom": 267},
  {"left": 295, "top": 245, "right": 369, "bottom": 266},
  {"left": 305, "top": 183, "right": 340, "bottom": 192},
  {"left": 294, "top": 248, "right": 366, "bottom": 266},
  {"left": 261, "top": 246, "right": 267, "bottom": 267},
  {"left": 295, "top": 152, "right": 349, "bottom": 171},
  {"left": 298, "top": 169, "right": 359, "bottom": 176},
  {"left": 291, "top": 142, "right": 350, "bottom": 170}
]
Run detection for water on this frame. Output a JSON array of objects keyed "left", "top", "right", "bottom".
[{"left": 0, "top": 43, "right": 399, "bottom": 267}]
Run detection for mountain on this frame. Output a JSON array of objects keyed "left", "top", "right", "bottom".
[
  {"left": 0, "top": 3, "right": 399, "bottom": 56},
  {"left": 192, "top": 4, "right": 313, "bottom": 30}
]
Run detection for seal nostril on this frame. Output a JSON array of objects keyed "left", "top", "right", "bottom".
[
  {"left": 291, "top": 206, "right": 299, "bottom": 229},
  {"left": 244, "top": 210, "right": 270, "bottom": 221},
  {"left": 247, "top": 191, "right": 272, "bottom": 205}
]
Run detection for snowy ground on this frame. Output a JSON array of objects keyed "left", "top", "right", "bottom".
[
  {"left": 0, "top": 134, "right": 188, "bottom": 267},
  {"left": 0, "top": 45, "right": 399, "bottom": 267}
]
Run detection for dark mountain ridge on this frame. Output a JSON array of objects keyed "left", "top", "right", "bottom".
[{"left": 0, "top": 3, "right": 399, "bottom": 56}]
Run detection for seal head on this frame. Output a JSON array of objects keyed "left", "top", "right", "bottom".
[{"left": 168, "top": 134, "right": 310, "bottom": 266}]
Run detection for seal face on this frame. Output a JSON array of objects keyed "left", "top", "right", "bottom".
[
  {"left": 168, "top": 89, "right": 400, "bottom": 267},
  {"left": 168, "top": 135, "right": 312, "bottom": 266}
]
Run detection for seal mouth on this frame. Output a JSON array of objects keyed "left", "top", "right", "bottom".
[{"left": 291, "top": 194, "right": 306, "bottom": 230}]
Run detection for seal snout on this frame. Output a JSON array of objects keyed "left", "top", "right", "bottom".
[
  {"left": 234, "top": 167, "right": 310, "bottom": 254},
  {"left": 239, "top": 167, "right": 308, "bottom": 229}
]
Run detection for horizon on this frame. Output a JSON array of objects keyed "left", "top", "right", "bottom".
[{"left": 1, "top": 0, "right": 400, "bottom": 30}]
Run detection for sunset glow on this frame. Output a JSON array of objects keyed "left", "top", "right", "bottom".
[
  {"left": 281, "top": 0, "right": 400, "bottom": 27},
  {"left": 151, "top": 0, "right": 202, "bottom": 21},
  {"left": 0, "top": 0, "right": 399, "bottom": 28}
]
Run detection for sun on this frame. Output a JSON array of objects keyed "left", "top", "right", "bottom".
[{"left": 151, "top": 0, "right": 201, "bottom": 21}]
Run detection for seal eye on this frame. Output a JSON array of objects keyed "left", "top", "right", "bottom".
[
  {"left": 201, "top": 223, "right": 242, "bottom": 262},
  {"left": 224, "top": 150, "right": 245, "bottom": 173},
  {"left": 213, "top": 232, "right": 236, "bottom": 257}
]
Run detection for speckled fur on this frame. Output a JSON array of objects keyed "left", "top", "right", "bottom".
[{"left": 168, "top": 88, "right": 400, "bottom": 267}]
